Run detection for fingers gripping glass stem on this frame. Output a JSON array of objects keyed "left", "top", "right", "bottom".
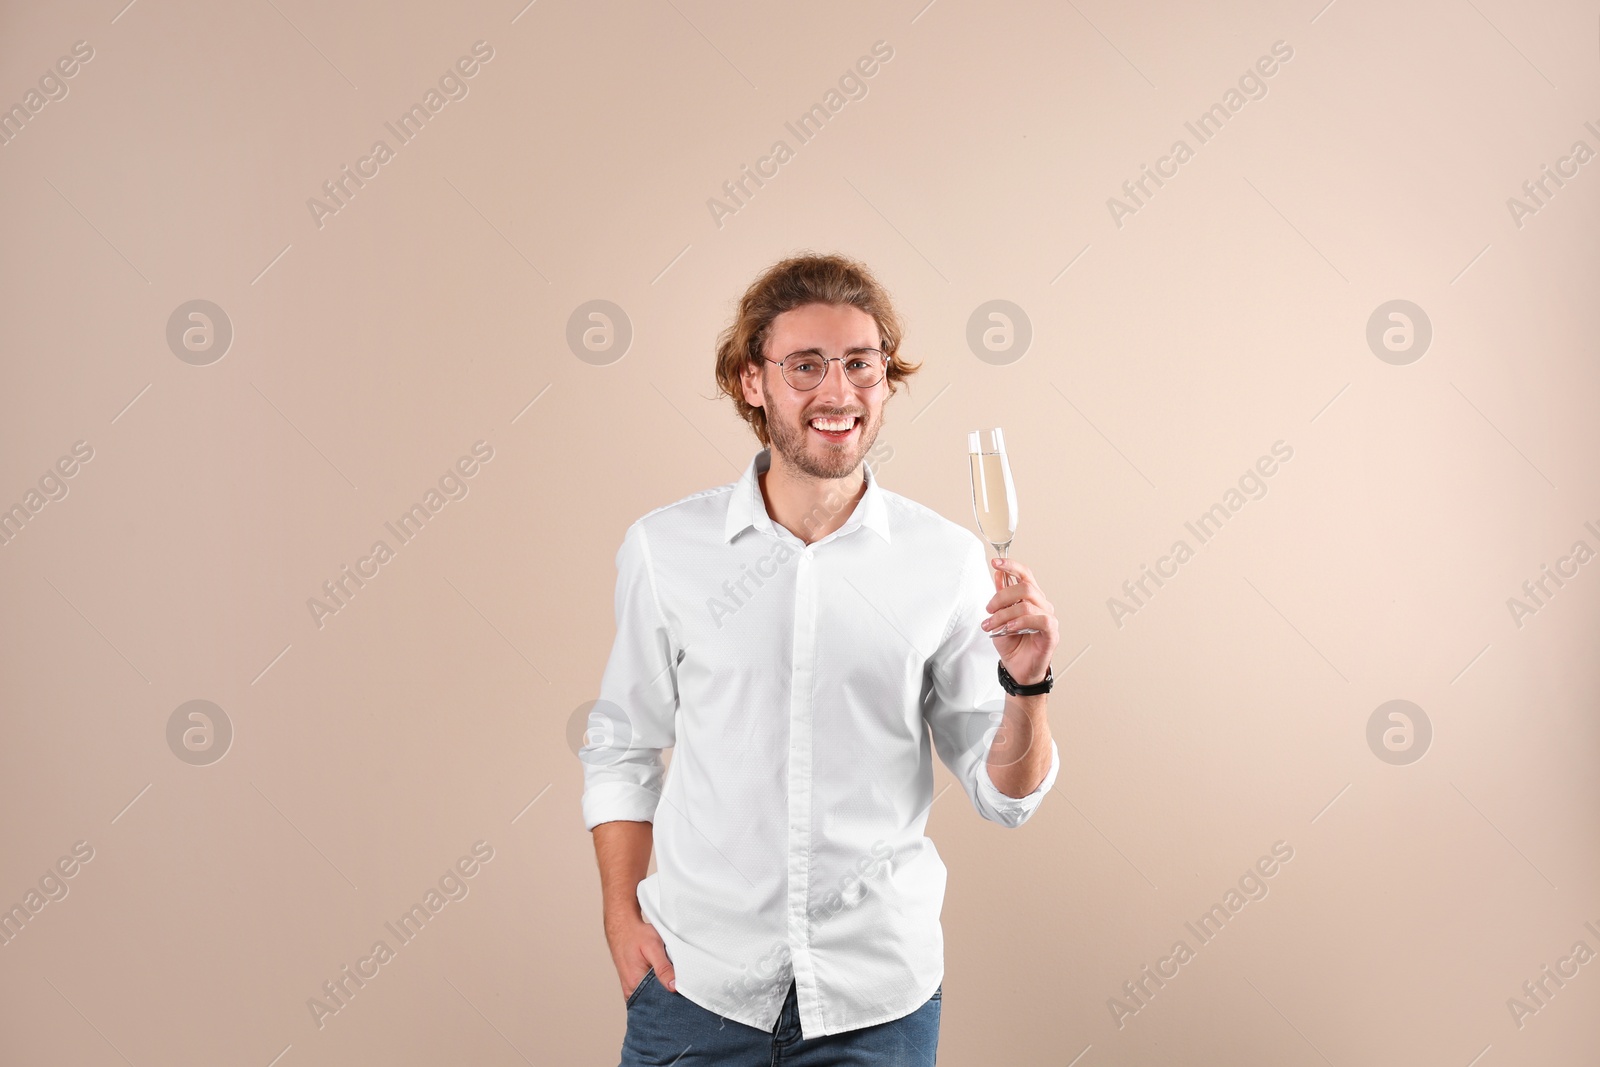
[{"left": 988, "top": 542, "right": 1040, "bottom": 636}]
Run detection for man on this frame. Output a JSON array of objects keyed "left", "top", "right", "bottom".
[{"left": 581, "top": 252, "right": 1061, "bottom": 1066}]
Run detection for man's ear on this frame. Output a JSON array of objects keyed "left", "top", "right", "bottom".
[{"left": 740, "top": 361, "right": 764, "bottom": 409}]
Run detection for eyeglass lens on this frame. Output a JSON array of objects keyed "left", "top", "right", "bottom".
[{"left": 782, "top": 352, "right": 885, "bottom": 389}]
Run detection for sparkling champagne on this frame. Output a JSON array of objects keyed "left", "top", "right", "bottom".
[{"left": 966, "top": 427, "right": 1038, "bottom": 635}]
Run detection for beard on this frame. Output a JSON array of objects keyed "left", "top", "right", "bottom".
[{"left": 761, "top": 371, "right": 881, "bottom": 481}]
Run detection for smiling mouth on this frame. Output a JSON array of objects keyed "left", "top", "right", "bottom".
[{"left": 807, "top": 415, "right": 860, "bottom": 441}]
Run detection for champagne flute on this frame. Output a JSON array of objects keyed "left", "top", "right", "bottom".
[{"left": 967, "top": 427, "right": 1039, "bottom": 635}]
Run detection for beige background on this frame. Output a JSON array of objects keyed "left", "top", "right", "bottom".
[{"left": 2, "top": 0, "right": 1597, "bottom": 1063}]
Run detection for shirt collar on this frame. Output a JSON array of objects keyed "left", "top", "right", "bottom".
[{"left": 724, "top": 448, "right": 891, "bottom": 546}]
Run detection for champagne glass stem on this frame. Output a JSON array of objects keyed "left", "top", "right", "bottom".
[{"left": 996, "top": 542, "right": 1018, "bottom": 587}]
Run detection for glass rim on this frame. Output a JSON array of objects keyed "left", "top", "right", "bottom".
[{"left": 967, "top": 427, "right": 1006, "bottom": 454}]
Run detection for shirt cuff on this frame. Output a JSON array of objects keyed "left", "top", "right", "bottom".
[
  {"left": 973, "top": 738, "right": 1060, "bottom": 828},
  {"left": 581, "top": 780, "right": 663, "bottom": 831}
]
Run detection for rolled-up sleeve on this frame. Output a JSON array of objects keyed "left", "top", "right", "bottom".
[
  {"left": 581, "top": 521, "right": 680, "bottom": 832},
  {"left": 923, "top": 534, "right": 1059, "bottom": 828}
]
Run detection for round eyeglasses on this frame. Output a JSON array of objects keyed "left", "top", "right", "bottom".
[{"left": 761, "top": 350, "right": 887, "bottom": 391}]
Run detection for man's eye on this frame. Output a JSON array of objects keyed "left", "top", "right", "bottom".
[{"left": 791, "top": 359, "right": 818, "bottom": 372}]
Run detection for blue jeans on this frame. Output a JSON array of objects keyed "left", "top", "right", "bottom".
[{"left": 619, "top": 967, "right": 941, "bottom": 1066}]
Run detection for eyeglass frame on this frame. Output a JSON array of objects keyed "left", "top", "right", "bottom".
[{"left": 757, "top": 347, "right": 889, "bottom": 391}]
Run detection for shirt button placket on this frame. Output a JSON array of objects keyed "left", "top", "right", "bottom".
[{"left": 785, "top": 544, "right": 818, "bottom": 1027}]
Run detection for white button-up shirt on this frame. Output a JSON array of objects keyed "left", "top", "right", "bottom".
[{"left": 581, "top": 447, "right": 1059, "bottom": 1037}]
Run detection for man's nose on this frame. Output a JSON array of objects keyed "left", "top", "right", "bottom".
[{"left": 814, "top": 358, "right": 852, "bottom": 400}]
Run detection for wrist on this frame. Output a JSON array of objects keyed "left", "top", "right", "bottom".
[{"left": 998, "top": 660, "right": 1052, "bottom": 694}]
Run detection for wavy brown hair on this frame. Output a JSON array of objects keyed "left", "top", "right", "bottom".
[{"left": 714, "top": 252, "right": 921, "bottom": 447}]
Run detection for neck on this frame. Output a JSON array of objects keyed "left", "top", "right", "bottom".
[{"left": 759, "top": 450, "right": 866, "bottom": 545}]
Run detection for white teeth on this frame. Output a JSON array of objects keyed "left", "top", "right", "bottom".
[{"left": 810, "top": 416, "right": 857, "bottom": 432}]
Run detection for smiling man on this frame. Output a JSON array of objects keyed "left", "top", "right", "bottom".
[{"left": 581, "top": 252, "right": 1061, "bottom": 1066}]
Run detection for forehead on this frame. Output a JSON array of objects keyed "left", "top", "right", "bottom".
[{"left": 767, "top": 302, "right": 881, "bottom": 352}]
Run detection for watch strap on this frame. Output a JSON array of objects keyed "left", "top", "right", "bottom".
[{"left": 998, "top": 660, "right": 1053, "bottom": 696}]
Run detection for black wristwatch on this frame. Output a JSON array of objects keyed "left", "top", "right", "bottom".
[{"left": 998, "top": 660, "right": 1053, "bottom": 696}]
